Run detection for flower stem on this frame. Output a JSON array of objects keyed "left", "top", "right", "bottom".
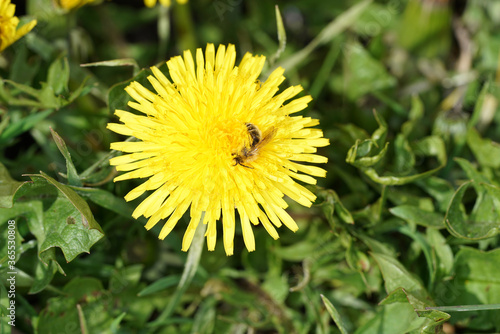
[
  {"left": 157, "top": 5, "right": 170, "bottom": 61},
  {"left": 425, "top": 304, "right": 500, "bottom": 312},
  {"left": 80, "top": 136, "right": 137, "bottom": 179},
  {"left": 149, "top": 212, "right": 206, "bottom": 326},
  {"left": 174, "top": 2, "right": 197, "bottom": 52}
]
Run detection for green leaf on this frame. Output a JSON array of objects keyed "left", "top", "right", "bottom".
[
  {"left": 0, "top": 68, "right": 89, "bottom": 110},
  {"left": 269, "top": 5, "right": 286, "bottom": 65},
  {"left": 363, "top": 166, "right": 437, "bottom": 186},
  {"left": 47, "top": 57, "right": 70, "bottom": 95},
  {"left": 1, "top": 80, "right": 63, "bottom": 109},
  {"left": 389, "top": 205, "right": 445, "bottom": 228},
  {"left": 2, "top": 78, "right": 39, "bottom": 98},
  {"left": 338, "top": 123, "right": 370, "bottom": 143},
  {"left": 467, "top": 127, "right": 500, "bottom": 168},
  {"left": 371, "top": 252, "right": 429, "bottom": 301},
  {"left": 276, "top": 222, "right": 340, "bottom": 262},
  {"left": 0, "top": 284, "right": 11, "bottom": 332},
  {"left": 109, "top": 264, "right": 143, "bottom": 291},
  {"left": 371, "top": 91, "right": 407, "bottom": 116},
  {"left": 364, "top": 136, "right": 446, "bottom": 185},
  {"left": 336, "top": 41, "right": 396, "bottom": 100},
  {"left": 444, "top": 247, "right": 500, "bottom": 328},
  {"left": 0, "top": 163, "right": 24, "bottom": 208},
  {"left": 352, "top": 188, "right": 387, "bottom": 224},
  {"left": 149, "top": 216, "right": 206, "bottom": 327},
  {"left": 454, "top": 157, "right": 491, "bottom": 185},
  {"left": 346, "top": 111, "right": 388, "bottom": 168},
  {"left": 309, "top": 39, "right": 342, "bottom": 99},
  {"left": 16, "top": 172, "right": 103, "bottom": 263},
  {"left": 0, "top": 268, "right": 36, "bottom": 290},
  {"left": 25, "top": 30, "right": 56, "bottom": 61},
  {"left": 190, "top": 297, "right": 217, "bottom": 334},
  {"left": 0, "top": 109, "right": 54, "bottom": 146},
  {"left": 468, "top": 81, "right": 490, "bottom": 130},
  {"left": 81, "top": 58, "right": 140, "bottom": 75},
  {"left": 274, "top": 238, "right": 322, "bottom": 262},
  {"left": 138, "top": 275, "right": 181, "bottom": 297},
  {"left": 66, "top": 76, "right": 92, "bottom": 104},
  {"left": 347, "top": 111, "right": 446, "bottom": 186},
  {"left": 50, "top": 128, "right": 82, "bottom": 187},
  {"left": 317, "top": 188, "right": 354, "bottom": 228},
  {"left": 397, "top": 0, "right": 452, "bottom": 57},
  {"left": 110, "top": 312, "right": 127, "bottom": 333},
  {"left": 401, "top": 94, "right": 424, "bottom": 138},
  {"left": 351, "top": 2, "right": 396, "bottom": 36},
  {"left": 444, "top": 179, "right": 500, "bottom": 240},
  {"left": 384, "top": 188, "right": 434, "bottom": 209},
  {"left": 354, "top": 301, "right": 430, "bottom": 334},
  {"left": 71, "top": 186, "right": 147, "bottom": 224},
  {"left": 30, "top": 260, "right": 59, "bottom": 294},
  {"left": 321, "top": 294, "right": 350, "bottom": 334},
  {"left": 356, "top": 233, "right": 396, "bottom": 258},
  {"left": 0, "top": 223, "right": 19, "bottom": 270},
  {"left": 380, "top": 288, "right": 450, "bottom": 334},
  {"left": 319, "top": 188, "right": 336, "bottom": 228},
  {"left": 262, "top": 272, "right": 289, "bottom": 304},
  {"left": 412, "top": 135, "right": 447, "bottom": 167},
  {"left": 347, "top": 141, "right": 389, "bottom": 168},
  {"left": 394, "top": 225, "right": 435, "bottom": 289},
  {"left": 393, "top": 134, "right": 415, "bottom": 174},
  {"left": 271, "top": 0, "right": 373, "bottom": 73},
  {"left": 346, "top": 245, "right": 370, "bottom": 273},
  {"left": 38, "top": 278, "right": 107, "bottom": 333},
  {"left": 38, "top": 272, "right": 156, "bottom": 332},
  {"left": 38, "top": 82, "right": 64, "bottom": 108},
  {"left": 9, "top": 43, "right": 41, "bottom": 85},
  {"left": 426, "top": 228, "right": 454, "bottom": 282},
  {"left": 416, "top": 177, "right": 455, "bottom": 212},
  {"left": 483, "top": 182, "right": 500, "bottom": 208}
]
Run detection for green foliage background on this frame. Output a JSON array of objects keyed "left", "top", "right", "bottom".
[{"left": 2, "top": 0, "right": 500, "bottom": 333}]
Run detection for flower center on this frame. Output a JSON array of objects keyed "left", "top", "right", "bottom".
[{"left": 200, "top": 119, "right": 250, "bottom": 163}]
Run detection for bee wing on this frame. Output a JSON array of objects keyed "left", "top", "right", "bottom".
[
  {"left": 260, "top": 127, "right": 277, "bottom": 145},
  {"left": 249, "top": 127, "right": 277, "bottom": 154}
]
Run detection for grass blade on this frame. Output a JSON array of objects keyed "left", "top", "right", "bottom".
[{"left": 321, "top": 294, "right": 350, "bottom": 334}]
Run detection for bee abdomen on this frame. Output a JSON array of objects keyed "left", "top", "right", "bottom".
[{"left": 245, "top": 123, "right": 262, "bottom": 147}]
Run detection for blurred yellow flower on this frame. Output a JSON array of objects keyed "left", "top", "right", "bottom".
[
  {"left": 58, "top": 0, "right": 97, "bottom": 10},
  {"left": 0, "top": 0, "right": 36, "bottom": 52},
  {"left": 107, "top": 44, "right": 329, "bottom": 255},
  {"left": 144, "top": 0, "right": 187, "bottom": 8}
]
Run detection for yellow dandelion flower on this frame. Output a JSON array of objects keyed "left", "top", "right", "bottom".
[
  {"left": 144, "top": 0, "right": 187, "bottom": 8},
  {"left": 0, "top": 0, "right": 36, "bottom": 52},
  {"left": 107, "top": 44, "right": 329, "bottom": 255},
  {"left": 57, "top": 0, "right": 97, "bottom": 11}
]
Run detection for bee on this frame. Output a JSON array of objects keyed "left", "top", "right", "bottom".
[{"left": 232, "top": 123, "right": 276, "bottom": 168}]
